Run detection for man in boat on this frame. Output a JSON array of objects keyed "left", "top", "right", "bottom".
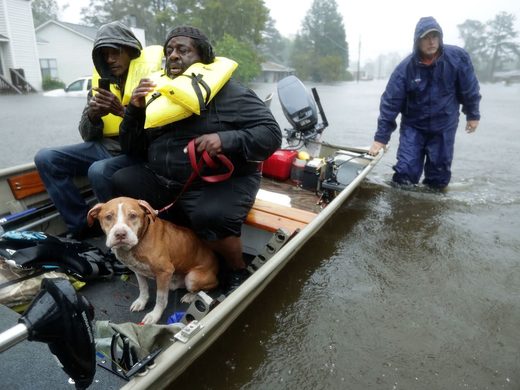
[
  {"left": 112, "top": 26, "right": 282, "bottom": 289},
  {"left": 368, "top": 16, "right": 481, "bottom": 190},
  {"left": 34, "top": 22, "right": 160, "bottom": 239}
]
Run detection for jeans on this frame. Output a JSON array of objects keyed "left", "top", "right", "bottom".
[
  {"left": 34, "top": 142, "right": 137, "bottom": 233},
  {"left": 88, "top": 154, "right": 138, "bottom": 202},
  {"left": 112, "top": 164, "right": 260, "bottom": 240}
]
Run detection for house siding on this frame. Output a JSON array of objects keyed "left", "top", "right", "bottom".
[
  {"left": 36, "top": 23, "right": 94, "bottom": 85},
  {"left": 0, "top": 5, "right": 7, "bottom": 77},
  {"left": 2, "top": 0, "right": 42, "bottom": 89}
]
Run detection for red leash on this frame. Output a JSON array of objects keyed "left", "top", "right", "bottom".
[{"left": 156, "top": 139, "right": 234, "bottom": 215}]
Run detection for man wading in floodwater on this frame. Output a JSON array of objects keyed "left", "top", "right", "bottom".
[{"left": 368, "top": 16, "right": 481, "bottom": 190}]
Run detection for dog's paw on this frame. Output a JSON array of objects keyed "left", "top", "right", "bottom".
[
  {"left": 141, "top": 311, "right": 161, "bottom": 324},
  {"left": 130, "top": 298, "right": 147, "bottom": 312},
  {"left": 180, "top": 292, "right": 198, "bottom": 304}
]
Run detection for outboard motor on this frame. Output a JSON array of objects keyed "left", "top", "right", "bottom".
[
  {"left": 277, "top": 75, "right": 328, "bottom": 146},
  {"left": 0, "top": 278, "right": 96, "bottom": 389}
]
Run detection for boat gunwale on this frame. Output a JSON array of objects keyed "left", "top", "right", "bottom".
[{"left": 123, "top": 144, "right": 383, "bottom": 389}]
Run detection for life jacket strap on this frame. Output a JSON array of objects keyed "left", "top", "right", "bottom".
[{"left": 189, "top": 73, "right": 212, "bottom": 112}]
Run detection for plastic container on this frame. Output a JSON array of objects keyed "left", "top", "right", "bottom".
[
  {"left": 302, "top": 158, "right": 325, "bottom": 190},
  {"left": 290, "top": 158, "right": 306, "bottom": 185},
  {"left": 262, "top": 149, "right": 298, "bottom": 181}
]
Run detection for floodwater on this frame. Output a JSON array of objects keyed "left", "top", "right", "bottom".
[{"left": 1, "top": 80, "right": 519, "bottom": 389}]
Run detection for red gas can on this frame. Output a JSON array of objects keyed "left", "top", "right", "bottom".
[{"left": 262, "top": 149, "right": 298, "bottom": 181}]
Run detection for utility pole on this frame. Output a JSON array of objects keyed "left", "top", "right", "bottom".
[{"left": 356, "top": 36, "right": 361, "bottom": 83}]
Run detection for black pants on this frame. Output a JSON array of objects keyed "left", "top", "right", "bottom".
[{"left": 112, "top": 164, "right": 260, "bottom": 240}]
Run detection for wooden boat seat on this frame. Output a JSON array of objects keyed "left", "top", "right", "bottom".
[
  {"left": 6, "top": 170, "right": 317, "bottom": 235},
  {"left": 245, "top": 198, "right": 317, "bottom": 234},
  {"left": 7, "top": 170, "right": 46, "bottom": 200}
]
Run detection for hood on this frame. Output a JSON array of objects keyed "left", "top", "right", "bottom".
[
  {"left": 413, "top": 16, "right": 443, "bottom": 52},
  {"left": 92, "top": 21, "right": 142, "bottom": 80}
]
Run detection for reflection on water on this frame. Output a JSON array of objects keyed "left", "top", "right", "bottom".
[
  {"left": 172, "top": 82, "right": 520, "bottom": 389},
  {"left": 2, "top": 82, "right": 520, "bottom": 389}
]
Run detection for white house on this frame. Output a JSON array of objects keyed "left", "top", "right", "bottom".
[
  {"left": 0, "top": 0, "right": 148, "bottom": 92},
  {"left": 35, "top": 20, "right": 98, "bottom": 85},
  {"left": 36, "top": 20, "right": 147, "bottom": 86},
  {"left": 0, "top": 0, "right": 41, "bottom": 90}
]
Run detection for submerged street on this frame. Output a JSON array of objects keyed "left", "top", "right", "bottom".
[{"left": 1, "top": 80, "right": 519, "bottom": 389}]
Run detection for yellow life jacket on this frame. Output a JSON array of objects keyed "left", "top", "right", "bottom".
[
  {"left": 144, "top": 57, "right": 238, "bottom": 129},
  {"left": 92, "top": 45, "right": 164, "bottom": 137}
]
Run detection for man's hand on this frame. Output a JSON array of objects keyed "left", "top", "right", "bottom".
[
  {"left": 368, "top": 141, "right": 386, "bottom": 156},
  {"left": 88, "top": 87, "right": 125, "bottom": 120},
  {"left": 465, "top": 120, "right": 479, "bottom": 133},
  {"left": 195, "top": 134, "right": 222, "bottom": 157},
  {"left": 130, "top": 78, "right": 156, "bottom": 108}
]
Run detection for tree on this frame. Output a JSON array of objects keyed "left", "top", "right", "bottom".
[
  {"left": 215, "top": 34, "right": 261, "bottom": 83},
  {"left": 457, "top": 19, "right": 487, "bottom": 78},
  {"left": 257, "top": 16, "right": 292, "bottom": 65},
  {"left": 290, "top": 0, "right": 349, "bottom": 82},
  {"left": 81, "top": 0, "right": 176, "bottom": 44},
  {"left": 486, "top": 12, "right": 520, "bottom": 79},
  {"left": 289, "top": 34, "right": 313, "bottom": 81},
  {"left": 458, "top": 12, "right": 520, "bottom": 81},
  {"left": 79, "top": 0, "right": 273, "bottom": 81},
  {"left": 194, "top": 0, "right": 268, "bottom": 45},
  {"left": 31, "top": 0, "right": 59, "bottom": 27}
]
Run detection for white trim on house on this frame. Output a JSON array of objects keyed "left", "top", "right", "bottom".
[{"left": 36, "top": 20, "right": 97, "bottom": 42}]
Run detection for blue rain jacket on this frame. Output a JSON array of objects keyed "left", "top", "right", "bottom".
[{"left": 374, "top": 16, "right": 481, "bottom": 145}]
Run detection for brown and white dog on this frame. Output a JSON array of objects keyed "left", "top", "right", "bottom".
[{"left": 87, "top": 196, "right": 219, "bottom": 324}]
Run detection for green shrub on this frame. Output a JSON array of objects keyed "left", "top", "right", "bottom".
[{"left": 42, "top": 77, "right": 65, "bottom": 91}]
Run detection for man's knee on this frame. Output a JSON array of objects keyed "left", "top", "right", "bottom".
[
  {"left": 34, "top": 148, "right": 53, "bottom": 169},
  {"left": 87, "top": 160, "right": 104, "bottom": 182},
  {"left": 191, "top": 206, "right": 241, "bottom": 241}
]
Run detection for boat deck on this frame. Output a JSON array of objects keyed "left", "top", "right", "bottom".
[
  {"left": 0, "top": 144, "right": 378, "bottom": 389},
  {"left": 76, "top": 177, "right": 319, "bottom": 326},
  {"left": 261, "top": 176, "right": 323, "bottom": 213}
]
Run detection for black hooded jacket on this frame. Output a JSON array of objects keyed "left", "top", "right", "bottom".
[
  {"left": 119, "top": 79, "right": 282, "bottom": 183},
  {"left": 78, "top": 22, "right": 142, "bottom": 154},
  {"left": 91, "top": 21, "right": 142, "bottom": 83}
]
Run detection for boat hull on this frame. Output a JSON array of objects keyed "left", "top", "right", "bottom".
[{"left": 0, "top": 142, "right": 383, "bottom": 389}]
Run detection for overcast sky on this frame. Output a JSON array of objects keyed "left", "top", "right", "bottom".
[{"left": 57, "top": 0, "right": 520, "bottom": 62}]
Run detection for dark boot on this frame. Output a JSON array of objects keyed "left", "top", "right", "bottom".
[{"left": 226, "top": 268, "right": 252, "bottom": 295}]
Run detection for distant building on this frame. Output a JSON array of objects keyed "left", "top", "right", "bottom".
[
  {"left": 493, "top": 70, "right": 520, "bottom": 84},
  {"left": 36, "top": 20, "right": 147, "bottom": 86},
  {"left": 255, "top": 61, "right": 294, "bottom": 83},
  {"left": 0, "top": 0, "right": 41, "bottom": 91},
  {"left": 35, "top": 21, "right": 97, "bottom": 85},
  {"left": 349, "top": 69, "right": 374, "bottom": 81}
]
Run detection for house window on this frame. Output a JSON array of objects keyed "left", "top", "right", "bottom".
[{"left": 40, "top": 58, "right": 58, "bottom": 79}]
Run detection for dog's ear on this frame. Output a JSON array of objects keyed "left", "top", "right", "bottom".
[
  {"left": 87, "top": 203, "right": 104, "bottom": 226},
  {"left": 138, "top": 200, "right": 158, "bottom": 221}
]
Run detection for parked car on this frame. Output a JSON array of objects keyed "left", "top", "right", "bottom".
[{"left": 43, "top": 76, "right": 92, "bottom": 97}]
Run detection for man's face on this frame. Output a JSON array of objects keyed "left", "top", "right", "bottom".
[
  {"left": 165, "top": 36, "right": 202, "bottom": 78},
  {"left": 100, "top": 47, "right": 132, "bottom": 77},
  {"left": 419, "top": 31, "right": 440, "bottom": 58}
]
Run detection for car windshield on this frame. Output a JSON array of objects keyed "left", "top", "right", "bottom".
[{"left": 67, "top": 80, "right": 84, "bottom": 92}]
